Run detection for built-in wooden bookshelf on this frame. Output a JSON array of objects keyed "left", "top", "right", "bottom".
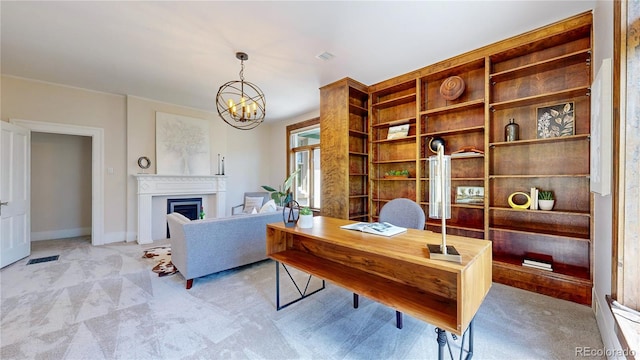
[
  {"left": 320, "top": 78, "right": 370, "bottom": 220},
  {"left": 320, "top": 11, "right": 593, "bottom": 305}
]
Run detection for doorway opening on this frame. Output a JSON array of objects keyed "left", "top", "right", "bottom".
[{"left": 10, "top": 119, "right": 104, "bottom": 246}]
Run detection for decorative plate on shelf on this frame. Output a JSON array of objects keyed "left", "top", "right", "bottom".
[{"left": 439, "top": 76, "right": 465, "bottom": 100}]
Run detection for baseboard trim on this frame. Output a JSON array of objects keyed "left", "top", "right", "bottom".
[
  {"left": 31, "top": 227, "right": 91, "bottom": 241},
  {"left": 593, "top": 289, "right": 625, "bottom": 359}
]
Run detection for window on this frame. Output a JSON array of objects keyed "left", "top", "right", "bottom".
[{"left": 287, "top": 118, "right": 320, "bottom": 210}]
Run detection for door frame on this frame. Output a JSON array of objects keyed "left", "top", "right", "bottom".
[{"left": 10, "top": 119, "right": 104, "bottom": 246}]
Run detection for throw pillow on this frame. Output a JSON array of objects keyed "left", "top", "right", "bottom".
[
  {"left": 259, "top": 199, "right": 277, "bottom": 213},
  {"left": 244, "top": 196, "right": 264, "bottom": 214}
]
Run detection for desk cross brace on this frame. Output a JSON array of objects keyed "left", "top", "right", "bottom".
[
  {"left": 275, "top": 261, "right": 326, "bottom": 311},
  {"left": 436, "top": 319, "right": 474, "bottom": 360}
]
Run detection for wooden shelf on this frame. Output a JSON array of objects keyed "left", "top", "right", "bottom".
[
  {"left": 372, "top": 117, "right": 416, "bottom": 128},
  {"left": 422, "top": 202, "right": 485, "bottom": 210},
  {"left": 490, "top": 206, "right": 590, "bottom": 218},
  {"left": 348, "top": 129, "right": 368, "bottom": 138},
  {"left": 493, "top": 254, "right": 591, "bottom": 282},
  {"left": 373, "top": 177, "right": 416, "bottom": 181},
  {"left": 426, "top": 220, "right": 484, "bottom": 233},
  {"left": 348, "top": 194, "right": 368, "bottom": 198},
  {"left": 422, "top": 99, "right": 485, "bottom": 116},
  {"left": 372, "top": 135, "right": 417, "bottom": 144},
  {"left": 371, "top": 93, "right": 416, "bottom": 109},
  {"left": 489, "top": 134, "right": 590, "bottom": 147},
  {"left": 489, "top": 86, "right": 590, "bottom": 111},
  {"left": 421, "top": 57, "right": 486, "bottom": 82},
  {"left": 349, "top": 151, "right": 368, "bottom": 157},
  {"left": 420, "top": 177, "right": 484, "bottom": 181},
  {"left": 349, "top": 213, "right": 369, "bottom": 220},
  {"left": 372, "top": 158, "right": 416, "bottom": 164},
  {"left": 489, "top": 223, "right": 590, "bottom": 241},
  {"left": 349, "top": 103, "right": 368, "bottom": 116},
  {"left": 422, "top": 125, "right": 484, "bottom": 137},
  {"left": 489, "top": 174, "right": 589, "bottom": 179},
  {"left": 490, "top": 49, "right": 591, "bottom": 83},
  {"left": 349, "top": 173, "right": 368, "bottom": 176}
]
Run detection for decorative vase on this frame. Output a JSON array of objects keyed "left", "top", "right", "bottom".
[
  {"left": 298, "top": 214, "right": 313, "bottom": 229},
  {"left": 505, "top": 118, "right": 519, "bottom": 142},
  {"left": 538, "top": 200, "right": 555, "bottom": 211}
]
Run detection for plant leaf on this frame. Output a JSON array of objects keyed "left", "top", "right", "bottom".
[{"left": 282, "top": 169, "right": 300, "bottom": 193}]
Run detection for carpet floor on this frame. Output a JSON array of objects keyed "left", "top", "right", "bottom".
[{"left": 0, "top": 237, "right": 604, "bottom": 359}]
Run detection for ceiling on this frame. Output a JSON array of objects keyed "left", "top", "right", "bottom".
[{"left": 1, "top": 1, "right": 596, "bottom": 122}]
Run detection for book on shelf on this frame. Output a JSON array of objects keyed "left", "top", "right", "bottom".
[
  {"left": 340, "top": 221, "right": 407, "bottom": 237},
  {"left": 522, "top": 252, "right": 553, "bottom": 271},
  {"left": 523, "top": 259, "right": 552, "bottom": 269},
  {"left": 522, "top": 262, "right": 553, "bottom": 271},
  {"left": 387, "top": 124, "right": 410, "bottom": 140},
  {"left": 451, "top": 152, "right": 482, "bottom": 159},
  {"left": 451, "top": 146, "right": 484, "bottom": 158},
  {"left": 530, "top": 187, "right": 539, "bottom": 210}
]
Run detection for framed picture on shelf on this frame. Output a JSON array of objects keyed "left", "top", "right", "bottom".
[
  {"left": 536, "top": 102, "right": 575, "bottom": 139},
  {"left": 455, "top": 186, "right": 484, "bottom": 204},
  {"left": 387, "top": 124, "right": 410, "bottom": 139}
]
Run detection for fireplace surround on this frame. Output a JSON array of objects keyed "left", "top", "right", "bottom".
[{"left": 134, "top": 174, "right": 226, "bottom": 244}]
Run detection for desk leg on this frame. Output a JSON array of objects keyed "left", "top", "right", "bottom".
[
  {"left": 436, "top": 328, "right": 447, "bottom": 360},
  {"left": 435, "top": 319, "right": 474, "bottom": 360},
  {"left": 275, "top": 261, "right": 325, "bottom": 311},
  {"left": 353, "top": 293, "right": 359, "bottom": 308}
]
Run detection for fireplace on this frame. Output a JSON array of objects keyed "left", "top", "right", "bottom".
[
  {"left": 166, "top": 197, "right": 202, "bottom": 237},
  {"left": 134, "top": 174, "right": 227, "bottom": 244}
]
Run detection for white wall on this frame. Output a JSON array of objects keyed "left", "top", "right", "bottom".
[
  {"left": 592, "top": 0, "right": 624, "bottom": 356},
  {"left": 1, "top": 75, "right": 128, "bottom": 243},
  {"left": 30, "top": 132, "right": 92, "bottom": 240},
  {"left": 1, "top": 76, "right": 279, "bottom": 244}
]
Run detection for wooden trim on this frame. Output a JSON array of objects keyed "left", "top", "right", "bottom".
[
  {"left": 286, "top": 117, "right": 320, "bottom": 208},
  {"left": 611, "top": 0, "right": 622, "bottom": 300},
  {"left": 285, "top": 117, "right": 319, "bottom": 178}
]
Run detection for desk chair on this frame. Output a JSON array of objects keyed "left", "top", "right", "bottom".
[{"left": 354, "top": 197, "right": 426, "bottom": 329}]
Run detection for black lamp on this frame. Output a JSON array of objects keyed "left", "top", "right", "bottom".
[{"left": 216, "top": 52, "right": 266, "bottom": 130}]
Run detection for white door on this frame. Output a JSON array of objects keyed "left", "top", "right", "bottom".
[{"left": 0, "top": 121, "right": 30, "bottom": 268}]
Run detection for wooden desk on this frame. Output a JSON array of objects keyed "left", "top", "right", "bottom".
[{"left": 266, "top": 216, "right": 492, "bottom": 336}]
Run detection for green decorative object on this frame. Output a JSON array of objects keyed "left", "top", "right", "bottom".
[{"left": 262, "top": 169, "right": 300, "bottom": 206}]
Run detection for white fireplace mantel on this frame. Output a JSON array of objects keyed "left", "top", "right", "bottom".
[{"left": 134, "top": 174, "right": 227, "bottom": 244}]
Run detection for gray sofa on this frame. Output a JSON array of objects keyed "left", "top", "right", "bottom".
[{"left": 166, "top": 210, "right": 284, "bottom": 289}]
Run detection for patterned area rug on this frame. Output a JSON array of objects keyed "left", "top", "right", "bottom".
[{"left": 142, "top": 246, "right": 178, "bottom": 276}]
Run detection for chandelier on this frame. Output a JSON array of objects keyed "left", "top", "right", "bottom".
[{"left": 216, "top": 52, "right": 266, "bottom": 130}]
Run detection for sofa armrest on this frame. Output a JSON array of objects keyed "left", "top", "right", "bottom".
[{"left": 231, "top": 203, "right": 244, "bottom": 215}]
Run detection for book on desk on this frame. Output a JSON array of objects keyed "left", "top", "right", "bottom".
[{"left": 340, "top": 222, "right": 407, "bottom": 237}]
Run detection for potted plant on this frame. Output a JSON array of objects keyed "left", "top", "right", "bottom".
[
  {"left": 262, "top": 169, "right": 300, "bottom": 206},
  {"left": 384, "top": 169, "right": 410, "bottom": 179},
  {"left": 298, "top": 206, "right": 313, "bottom": 228},
  {"left": 538, "top": 191, "right": 555, "bottom": 211}
]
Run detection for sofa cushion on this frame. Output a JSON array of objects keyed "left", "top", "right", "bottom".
[
  {"left": 171, "top": 212, "right": 191, "bottom": 223},
  {"left": 244, "top": 196, "right": 264, "bottom": 213},
  {"left": 259, "top": 199, "right": 277, "bottom": 213}
]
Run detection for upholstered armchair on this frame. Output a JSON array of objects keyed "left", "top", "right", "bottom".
[{"left": 231, "top": 191, "right": 271, "bottom": 215}]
